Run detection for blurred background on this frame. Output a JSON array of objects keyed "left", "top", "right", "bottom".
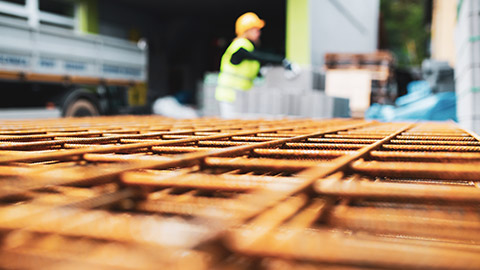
[{"left": 0, "top": 0, "right": 473, "bottom": 129}]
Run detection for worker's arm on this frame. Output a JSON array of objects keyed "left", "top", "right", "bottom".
[{"left": 231, "top": 48, "right": 284, "bottom": 65}]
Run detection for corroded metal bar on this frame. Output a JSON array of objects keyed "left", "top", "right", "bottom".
[
  {"left": 0, "top": 140, "right": 64, "bottom": 150},
  {"left": 0, "top": 204, "right": 210, "bottom": 248},
  {"left": 123, "top": 171, "right": 302, "bottom": 191},
  {"left": 197, "top": 141, "right": 258, "bottom": 147},
  {"left": 0, "top": 131, "right": 104, "bottom": 141},
  {"left": 252, "top": 149, "right": 354, "bottom": 159},
  {"left": 395, "top": 135, "right": 475, "bottom": 141},
  {"left": 400, "top": 132, "right": 469, "bottom": 136},
  {"left": 351, "top": 159, "right": 480, "bottom": 180},
  {"left": 369, "top": 150, "right": 480, "bottom": 161},
  {"left": 389, "top": 139, "right": 480, "bottom": 145},
  {"left": 255, "top": 133, "right": 295, "bottom": 138},
  {"left": 324, "top": 134, "right": 388, "bottom": 139},
  {"left": 231, "top": 136, "right": 280, "bottom": 142},
  {"left": 307, "top": 138, "right": 379, "bottom": 144},
  {"left": 83, "top": 153, "right": 172, "bottom": 163},
  {"left": 314, "top": 176, "right": 480, "bottom": 202},
  {"left": 136, "top": 197, "right": 253, "bottom": 218},
  {"left": 382, "top": 144, "right": 480, "bottom": 152},
  {"left": 230, "top": 226, "right": 480, "bottom": 269},
  {"left": 0, "top": 234, "right": 208, "bottom": 270},
  {"left": 328, "top": 205, "right": 480, "bottom": 242},
  {"left": 284, "top": 142, "right": 365, "bottom": 150},
  {"left": 151, "top": 146, "right": 219, "bottom": 154},
  {"left": 204, "top": 157, "right": 329, "bottom": 173}
]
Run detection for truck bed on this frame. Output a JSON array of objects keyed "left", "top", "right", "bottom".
[{"left": 0, "top": 15, "right": 147, "bottom": 85}]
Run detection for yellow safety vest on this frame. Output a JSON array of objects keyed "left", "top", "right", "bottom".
[{"left": 215, "top": 38, "right": 260, "bottom": 102}]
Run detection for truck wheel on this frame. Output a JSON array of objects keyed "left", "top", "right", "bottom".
[{"left": 64, "top": 99, "right": 99, "bottom": 117}]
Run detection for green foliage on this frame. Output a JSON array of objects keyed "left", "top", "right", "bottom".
[{"left": 381, "top": 0, "right": 430, "bottom": 67}]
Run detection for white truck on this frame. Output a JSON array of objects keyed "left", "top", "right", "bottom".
[{"left": 0, "top": 8, "right": 148, "bottom": 117}]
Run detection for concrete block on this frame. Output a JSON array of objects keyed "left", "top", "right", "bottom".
[
  {"left": 332, "top": 96, "right": 351, "bottom": 118},
  {"left": 264, "top": 67, "right": 313, "bottom": 92},
  {"left": 270, "top": 91, "right": 284, "bottom": 116}
]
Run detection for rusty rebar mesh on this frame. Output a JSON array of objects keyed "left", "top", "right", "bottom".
[{"left": 0, "top": 117, "right": 479, "bottom": 269}]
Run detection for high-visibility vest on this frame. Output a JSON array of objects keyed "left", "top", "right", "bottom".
[{"left": 215, "top": 38, "right": 260, "bottom": 102}]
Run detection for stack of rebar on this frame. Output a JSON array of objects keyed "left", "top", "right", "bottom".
[{"left": 0, "top": 116, "right": 479, "bottom": 269}]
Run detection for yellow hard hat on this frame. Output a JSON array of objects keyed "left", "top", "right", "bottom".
[{"left": 235, "top": 12, "right": 265, "bottom": 36}]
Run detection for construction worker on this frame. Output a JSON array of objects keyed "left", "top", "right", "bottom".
[{"left": 215, "top": 12, "right": 297, "bottom": 118}]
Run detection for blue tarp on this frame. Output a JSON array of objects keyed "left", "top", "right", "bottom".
[
  {"left": 395, "top": 80, "right": 431, "bottom": 106},
  {"left": 365, "top": 80, "right": 457, "bottom": 122}
]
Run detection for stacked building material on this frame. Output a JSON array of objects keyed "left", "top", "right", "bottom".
[
  {"left": 324, "top": 51, "right": 395, "bottom": 107},
  {"left": 200, "top": 68, "right": 349, "bottom": 119},
  {"left": 0, "top": 116, "right": 479, "bottom": 269}
]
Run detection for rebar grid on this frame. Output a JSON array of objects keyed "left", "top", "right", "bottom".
[{"left": 0, "top": 116, "right": 479, "bottom": 269}]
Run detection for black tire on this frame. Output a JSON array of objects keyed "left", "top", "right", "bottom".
[{"left": 64, "top": 98, "right": 99, "bottom": 117}]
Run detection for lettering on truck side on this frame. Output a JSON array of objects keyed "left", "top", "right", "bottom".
[
  {"left": 65, "top": 61, "right": 86, "bottom": 71},
  {"left": 39, "top": 58, "right": 56, "bottom": 68},
  {"left": 0, "top": 54, "right": 29, "bottom": 66},
  {"left": 103, "top": 64, "right": 141, "bottom": 76}
]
